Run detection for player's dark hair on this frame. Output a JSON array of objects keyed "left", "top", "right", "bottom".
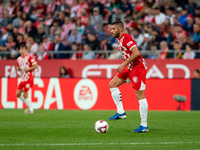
[
  {"left": 194, "top": 69, "right": 200, "bottom": 74},
  {"left": 20, "top": 44, "right": 27, "bottom": 50},
  {"left": 112, "top": 20, "right": 124, "bottom": 29}
]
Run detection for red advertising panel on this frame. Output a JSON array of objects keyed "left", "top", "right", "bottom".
[
  {"left": 0, "top": 78, "right": 191, "bottom": 111},
  {"left": 0, "top": 59, "right": 199, "bottom": 79}
]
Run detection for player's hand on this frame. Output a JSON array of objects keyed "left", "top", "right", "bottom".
[
  {"left": 117, "top": 64, "right": 125, "bottom": 73},
  {"left": 16, "top": 67, "right": 20, "bottom": 71},
  {"left": 24, "top": 67, "right": 29, "bottom": 72}
]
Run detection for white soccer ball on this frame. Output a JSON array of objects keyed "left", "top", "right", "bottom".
[{"left": 94, "top": 120, "right": 109, "bottom": 133}]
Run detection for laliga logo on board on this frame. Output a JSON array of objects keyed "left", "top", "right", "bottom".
[{"left": 74, "top": 79, "right": 98, "bottom": 110}]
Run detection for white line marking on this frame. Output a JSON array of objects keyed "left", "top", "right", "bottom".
[{"left": 0, "top": 142, "right": 200, "bottom": 146}]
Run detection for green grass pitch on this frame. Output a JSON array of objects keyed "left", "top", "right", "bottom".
[{"left": 0, "top": 109, "right": 200, "bottom": 150}]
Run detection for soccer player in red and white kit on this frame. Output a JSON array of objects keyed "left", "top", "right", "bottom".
[
  {"left": 109, "top": 20, "right": 149, "bottom": 133},
  {"left": 16, "top": 44, "right": 38, "bottom": 113}
]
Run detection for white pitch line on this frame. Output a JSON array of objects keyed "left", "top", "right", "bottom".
[{"left": 0, "top": 142, "right": 200, "bottom": 146}]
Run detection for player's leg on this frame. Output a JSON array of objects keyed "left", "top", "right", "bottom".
[
  {"left": 108, "top": 72, "right": 128, "bottom": 120},
  {"left": 23, "top": 91, "right": 34, "bottom": 113},
  {"left": 133, "top": 89, "right": 149, "bottom": 132},
  {"left": 129, "top": 69, "right": 149, "bottom": 132}
]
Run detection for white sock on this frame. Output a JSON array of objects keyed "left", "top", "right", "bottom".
[
  {"left": 19, "top": 95, "right": 33, "bottom": 111},
  {"left": 110, "top": 88, "right": 125, "bottom": 114},
  {"left": 139, "top": 98, "right": 148, "bottom": 127}
]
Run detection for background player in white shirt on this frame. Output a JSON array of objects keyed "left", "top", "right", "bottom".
[
  {"left": 16, "top": 44, "right": 38, "bottom": 113},
  {"left": 109, "top": 20, "right": 149, "bottom": 133}
]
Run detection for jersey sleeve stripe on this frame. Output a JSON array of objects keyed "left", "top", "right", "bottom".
[
  {"left": 32, "top": 62, "right": 37, "bottom": 65},
  {"left": 130, "top": 45, "right": 136, "bottom": 50}
]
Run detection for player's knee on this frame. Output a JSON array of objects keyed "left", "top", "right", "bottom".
[
  {"left": 16, "top": 92, "right": 21, "bottom": 97},
  {"left": 109, "top": 81, "right": 115, "bottom": 88},
  {"left": 136, "top": 91, "right": 145, "bottom": 100},
  {"left": 23, "top": 93, "right": 28, "bottom": 99}
]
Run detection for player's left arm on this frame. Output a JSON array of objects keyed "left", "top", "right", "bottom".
[
  {"left": 24, "top": 63, "right": 38, "bottom": 72},
  {"left": 117, "top": 46, "right": 140, "bottom": 73}
]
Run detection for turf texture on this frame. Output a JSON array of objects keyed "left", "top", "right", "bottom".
[{"left": 0, "top": 109, "right": 200, "bottom": 150}]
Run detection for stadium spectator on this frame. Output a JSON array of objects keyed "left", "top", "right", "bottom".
[
  {"left": 178, "top": 7, "right": 188, "bottom": 27},
  {"left": 27, "top": 37, "right": 39, "bottom": 58},
  {"left": 119, "top": 0, "right": 132, "bottom": 21},
  {"left": 154, "top": 7, "right": 166, "bottom": 26},
  {"left": 0, "top": 27, "right": 10, "bottom": 46},
  {"left": 1, "top": 10, "right": 12, "bottom": 27},
  {"left": 76, "top": 0, "right": 89, "bottom": 18},
  {"left": 159, "top": 41, "right": 169, "bottom": 59},
  {"left": 15, "top": 34, "right": 25, "bottom": 51},
  {"left": 84, "top": 18, "right": 96, "bottom": 39},
  {"left": 151, "top": 29, "right": 163, "bottom": 48},
  {"left": 183, "top": 44, "right": 196, "bottom": 59},
  {"left": 90, "top": 7, "right": 103, "bottom": 34},
  {"left": 37, "top": 43, "right": 48, "bottom": 60},
  {"left": 166, "top": 7, "right": 176, "bottom": 25},
  {"left": 193, "top": 69, "right": 200, "bottom": 79},
  {"left": 62, "top": 17, "right": 75, "bottom": 37},
  {"left": 42, "top": 35, "right": 53, "bottom": 51},
  {"left": 22, "top": 12, "right": 28, "bottom": 22},
  {"left": 82, "top": 44, "right": 96, "bottom": 59},
  {"left": 143, "top": 0, "right": 157, "bottom": 13},
  {"left": 158, "top": 0, "right": 175, "bottom": 9},
  {"left": 97, "top": 34, "right": 111, "bottom": 59},
  {"left": 133, "top": 0, "right": 144, "bottom": 19},
  {"left": 46, "top": 0, "right": 58, "bottom": 15},
  {"left": 6, "top": 35, "right": 17, "bottom": 59},
  {"left": 13, "top": 0, "right": 23, "bottom": 16},
  {"left": 23, "top": 0, "right": 34, "bottom": 17},
  {"left": 179, "top": 33, "right": 187, "bottom": 50},
  {"left": 52, "top": 34, "right": 67, "bottom": 59},
  {"left": 70, "top": 43, "right": 82, "bottom": 60},
  {"left": 25, "top": 20, "right": 37, "bottom": 38},
  {"left": 7, "top": 1, "right": 16, "bottom": 18},
  {"left": 148, "top": 43, "right": 158, "bottom": 59},
  {"left": 174, "top": 24, "right": 189, "bottom": 40},
  {"left": 124, "top": 15, "right": 137, "bottom": 29},
  {"left": 0, "top": 0, "right": 3, "bottom": 22},
  {"left": 195, "top": 6, "right": 200, "bottom": 16},
  {"left": 163, "top": 31, "right": 174, "bottom": 49},
  {"left": 91, "top": 0, "right": 104, "bottom": 17},
  {"left": 34, "top": 24, "right": 45, "bottom": 43},
  {"left": 59, "top": 66, "right": 71, "bottom": 78},
  {"left": 12, "top": 11, "right": 22, "bottom": 28},
  {"left": 70, "top": 0, "right": 79, "bottom": 18},
  {"left": 193, "top": 24, "right": 200, "bottom": 43},
  {"left": 58, "top": 11, "right": 65, "bottom": 26},
  {"left": 184, "top": 14, "right": 194, "bottom": 35},
  {"left": 33, "top": 0, "right": 47, "bottom": 15},
  {"left": 143, "top": 7, "right": 155, "bottom": 24},
  {"left": 67, "top": 27, "right": 82, "bottom": 47},
  {"left": 141, "top": 33, "right": 152, "bottom": 51},
  {"left": 56, "top": 0, "right": 70, "bottom": 16},
  {"left": 132, "top": 27, "right": 144, "bottom": 49},
  {"left": 187, "top": 37, "right": 199, "bottom": 49},
  {"left": 48, "top": 26, "right": 56, "bottom": 42},
  {"left": 172, "top": 41, "right": 183, "bottom": 59},
  {"left": 108, "top": 0, "right": 120, "bottom": 23},
  {"left": 18, "top": 20, "right": 26, "bottom": 35},
  {"left": 187, "top": 0, "right": 198, "bottom": 16},
  {"left": 108, "top": 43, "right": 121, "bottom": 59},
  {"left": 75, "top": 18, "right": 85, "bottom": 34},
  {"left": 86, "top": 33, "right": 99, "bottom": 51}
]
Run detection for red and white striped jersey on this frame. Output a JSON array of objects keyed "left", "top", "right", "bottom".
[
  {"left": 118, "top": 33, "right": 147, "bottom": 71},
  {"left": 17, "top": 54, "right": 37, "bottom": 82}
]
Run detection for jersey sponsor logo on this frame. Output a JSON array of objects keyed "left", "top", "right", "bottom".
[
  {"left": 74, "top": 79, "right": 98, "bottom": 110},
  {"left": 26, "top": 84, "right": 30, "bottom": 88},
  {"left": 132, "top": 76, "right": 138, "bottom": 83},
  {"left": 127, "top": 41, "right": 133, "bottom": 46}
]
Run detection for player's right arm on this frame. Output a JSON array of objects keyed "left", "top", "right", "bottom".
[{"left": 117, "top": 46, "right": 140, "bottom": 73}]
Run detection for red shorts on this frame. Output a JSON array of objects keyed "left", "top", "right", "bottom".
[
  {"left": 17, "top": 78, "right": 33, "bottom": 93},
  {"left": 117, "top": 67, "right": 147, "bottom": 91}
]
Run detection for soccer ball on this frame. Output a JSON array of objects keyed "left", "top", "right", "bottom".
[{"left": 94, "top": 120, "right": 109, "bottom": 133}]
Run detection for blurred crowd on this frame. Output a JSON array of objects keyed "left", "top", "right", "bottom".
[{"left": 0, "top": 0, "right": 200, "bottom": 60}]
